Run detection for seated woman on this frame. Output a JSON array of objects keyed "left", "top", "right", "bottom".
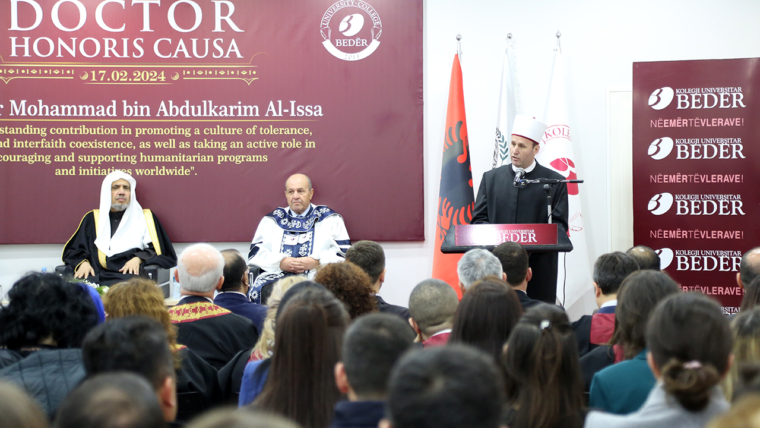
[
  {"left": 240, "top": 286, "right": 350, "bottom": 428},
  {"left": 449, "top": 277, "right": 522, "bottom": 362},
  {"left": 585, "top": 293, "right": 733, "bottom": 428},
  {"left": 588, "top": 270, "right": 681, "bottom": 414},
  {"left": 103, "top": 278, "right": 223, "bottom": 423},
  {"left": 0, "top": 273, "right": 99, "bottom": 419},
  {"left": 217, "top": 275, "right": 306, "bottom": 406},
  {"left": 250, "top": 276, "right": 307, "bottom": 361},
  {"left": 722, "top": 307, "right": 760, "bottom": 401},
  {"left": 313, "top": 262, "right": 377, "bottom": 320},
  {"left": 501, "top": 304, "right": 586, "bottom": 428}
]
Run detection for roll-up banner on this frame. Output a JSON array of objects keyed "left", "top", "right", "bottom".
[
  {"left": 633, "top": 58, "right": 760, "bottom": 314},
  {"left": 0, "top": 0, "right": 423, "bottom": 243}
]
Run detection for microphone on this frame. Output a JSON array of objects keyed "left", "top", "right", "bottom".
[{"left": 513, "top": 168, "right": 525, "bottom": 188}]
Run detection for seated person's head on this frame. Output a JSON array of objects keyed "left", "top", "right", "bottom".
[
  {"left": 251, "top": 276, "right": 308, "bottom": 359},
  {"left": 492, "top": 242, "right": 530, "bottom": 289},
  {"left": 592, "top": 251, "right": 639, "bottom": 301},
  {"left": 611, "top": 270, "right": 681, "bottom": 359},
  {"left": 53, "top": 372, "right": 165, "bottom": 428},
  {"left": 82, "top": 316, "right": 177, "bottom": 422},
  {"left": 345, "top": 240, "right": 386, "bottom": 291},
  {"left": 0, "top": 273, "right": 98, "bottom": 349},
  {"left": 647, "top": 293, "right": 732, "bottom": 412},
  {"left": 103, "top": 278, "right": 180, "bottom": 365},
  {"left": 448, "top": 277, "right": 522, "bottom": 362},
  {"left": 457, "top": 249, "right": 503, "bottom": 294},
  {"left": 502, "top": 303, "right": 585, "bottom": 428},
  {"left": 626, "top": 245, "right": 661, "bottom": 271},
  {"left": 706, "top": 393, "right": 760, "bottom": 428},
  {"left": 255, "top": 287, "right": 350, "bottom": 428},
  {"left": 725, "top": 308, "right": 760, "bottom": 401},
  {"left": 313, "top": 262, "right": 377, "bottom": 319},
  {"left": 0, "top": 381, "right": 47, "bottom": 428},
  {"left": 382, "top": 345, "right": 505, "bottom": 428},
  {"left": 221, "top": 249, "right": 249, "bottom": 293},
  {"left": 739, "top": 247, "right": 760, "bottom": 289},
  {"left": 741, "top": 277, "right": 760, "bottom": 312},
  {"left": 186, "top": 408, "right": 300, "bottom": 428},
  {"left": 408, "top": 279, "right": 459, "bottom": 340},
  {"left": 336, "top": 313, "right": 416, "bottom": 401},
  {"left": 176, "top": 243, "right": 225, "bottom": 294}
]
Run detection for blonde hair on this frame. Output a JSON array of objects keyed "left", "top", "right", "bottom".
[
  {"left": 723, "top": 309, "right": 760, "bottom": 401},
  {"left": 251, "top": 276, "right": 306, "bottom": 359},
  {"left": 103, "top": 278, "right": 181, "bottom": 368}
]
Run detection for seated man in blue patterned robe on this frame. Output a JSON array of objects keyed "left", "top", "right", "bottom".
[{"left": 247, "top": 173, "right": 351, "bottom": 303}]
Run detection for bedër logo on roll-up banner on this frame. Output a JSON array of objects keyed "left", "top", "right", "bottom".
[
  {"left": 321, "top": 1, "right": 382, "bottom": 61},
  {"left": 648, "top": 86, "right": 746, "bottom": 110},
  {"left": 654, "top": 248, "right": 674, "bottom": 270},
  {"left": 648, "top": 193, "right": 744, "bottom": 216}
]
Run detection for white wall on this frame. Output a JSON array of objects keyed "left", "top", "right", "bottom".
[{"left": 3, "top": 0, "right": 760, "bottom": 310}]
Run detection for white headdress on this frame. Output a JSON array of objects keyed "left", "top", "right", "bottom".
[
  {"left": 93, "top": 170, "right": 152, "bottom": 257},
  {"left": 512, "top": 115, "right": 547, "bottom": 145}
]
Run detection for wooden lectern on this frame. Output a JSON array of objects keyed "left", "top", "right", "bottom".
[{"left": 440, "top": 224, "right": 573, "bottom": 253}]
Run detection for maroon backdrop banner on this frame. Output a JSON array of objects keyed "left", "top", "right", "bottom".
[
  {"left": 0, "top": 0, "right": 423, "bottom": 244},
  {"left": 633, "top": 58, "right": 760, "bottom": 314}
]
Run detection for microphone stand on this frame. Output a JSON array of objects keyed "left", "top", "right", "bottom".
[{"left": 514, "top": 178, "right": 584, "bottom": 224}]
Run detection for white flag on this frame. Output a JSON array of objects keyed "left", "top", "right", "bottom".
[
  {"left": 493, "top": 38, "right": 520, "bottom": 168},
  {"left": 536, "top": 46, "right": 596, "bottom": 319}
]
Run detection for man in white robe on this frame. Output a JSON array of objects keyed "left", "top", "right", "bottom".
[{"left": 247, "top": 173, "right": 351, "bottom": 302}]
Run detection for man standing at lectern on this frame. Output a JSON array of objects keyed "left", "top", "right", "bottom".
[{"left": 472, "top": 116, "right": 568, "bottom": 304}]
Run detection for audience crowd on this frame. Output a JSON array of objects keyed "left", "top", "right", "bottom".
[{"left": 2, "top": 242, "right": 760, "bottom": 428}]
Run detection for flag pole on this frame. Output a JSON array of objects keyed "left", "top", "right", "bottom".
[
  {"left": 456, "top": 33, "right": 462, "bottom": 62},
  {"left": 555, "top": 31, "right": 562, "bottom": 53}
]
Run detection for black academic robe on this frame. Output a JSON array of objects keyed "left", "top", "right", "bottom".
[
  {"left": 175, "top": 346, "right": 224, "bottom": 424},
  {"left": 169, "top": 296, "right": 260, "bottom": 370},
  {"left": 62, "top": 209, "right": 177, "bottom": 286},
  {"left": 472, "top": 162, "right": 568, "bottom": 303}
]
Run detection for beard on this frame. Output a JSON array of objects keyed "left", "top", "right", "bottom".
[{"left": 111, "top": 203, "right": 128, "bottom": 211}]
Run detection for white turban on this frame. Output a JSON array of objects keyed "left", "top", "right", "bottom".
[{"left": 93, "top": 170, "right": 152, "bottom": 257}]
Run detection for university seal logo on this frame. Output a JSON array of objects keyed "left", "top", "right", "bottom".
[{"left": 321, "top": 1, "right": 382, "bottom": 61}]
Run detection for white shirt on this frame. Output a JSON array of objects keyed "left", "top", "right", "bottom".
[{"left": 512, "top": 160, "right": 537, "bottom": 174}]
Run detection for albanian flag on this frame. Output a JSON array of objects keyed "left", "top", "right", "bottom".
[{"left": 432, "top": 53, "right": 474, "bottom": 298}]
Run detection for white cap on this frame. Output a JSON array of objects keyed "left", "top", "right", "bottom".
[{"left": 511, "top": 115, "right": 547, "bottom": 145}]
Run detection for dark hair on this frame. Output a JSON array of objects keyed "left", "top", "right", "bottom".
[
  {"left": 0, "top": 273, "right": 98, "bottom": 349},
  {"left": 186, "top": 408, "right": 300, "bottom": 428},
  {"left": 408, "top": 279, "right": 459, "bottom": 337},
  {"left": 345, "top": 240, "right": 385, "bottom": 284},
  {"left": 593, "top": 252, "right": 640, "bottom": 295},
  {"left": 0, "top": 381, "right": 47, "bottom": 428},
  {"left": 342, "top": 313, "right": 416, "bottom": 399},
  {"left": 275, "top": 280, "right": 328, "bottom": 321},
  {"left": 502, "top": 304, "right": 585, "bottom": 428},
  {"left": 385, "top": 345, "right": 505, "bottom": 428},
  {"left": 492, "top": 242, "right": 529, "bottom": 286},
  {"left": 647, "top": 293, "right": 732, "bottom": 411},
  {"left": 610, "top": 270, "right": 681, "bottom": 359},
  {"left": 313, "top": 262, "right": 377, "bottom": 319},
  {"left": 82, "top": 316, "right": 175, "bottom": 391},
  {"left": 626, "top": 246, "right": 661, "bottom": 271},
  {"left": 448, "top": 277, "right": 522, "bottom": 362},
  {"left": 221, "top": 249, "right": 247, "bottom": 292},
  {"left": 740, "top": 248, "right": 760, "bottom": 288},
  {"left": 52, "top": 373, "right": 165, "bottom": 428},
  {"left": 253, "top": 288, "right": 350, "bottom": 428},
  {"left": 741, "top": 276, "right": 760, "bottom": 312}
]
